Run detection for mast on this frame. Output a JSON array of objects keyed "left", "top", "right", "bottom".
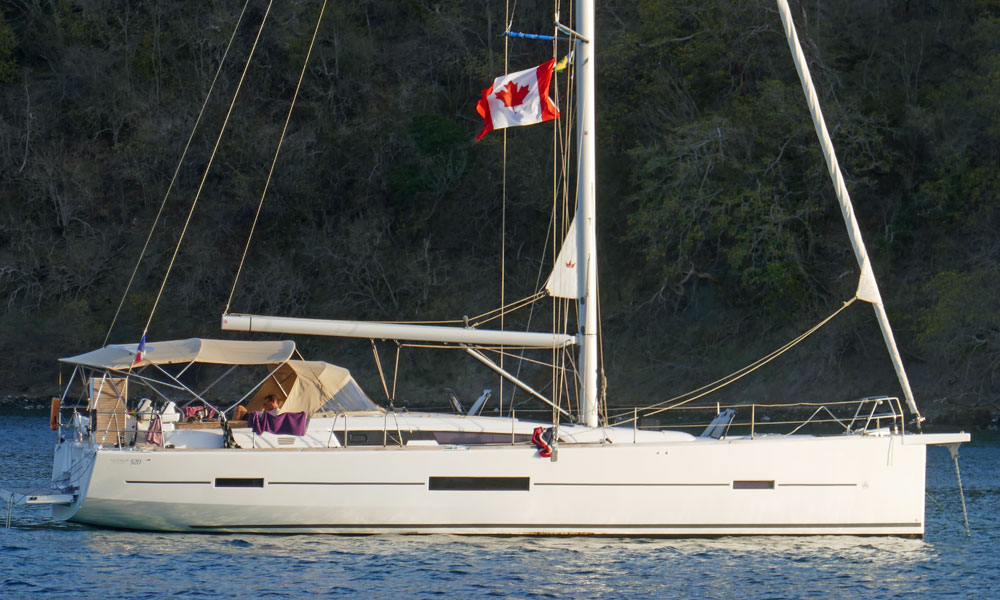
[{"left": 576, "top": 0, "right": 600, "bottom": 427}]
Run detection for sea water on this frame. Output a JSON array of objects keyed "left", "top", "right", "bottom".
[{"left": 1, "top": 415, "right": 996, "bottom": 599}]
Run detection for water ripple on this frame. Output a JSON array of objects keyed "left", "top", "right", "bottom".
[{"left": 1, "top": 417, "right": 997, "bottom": 599}]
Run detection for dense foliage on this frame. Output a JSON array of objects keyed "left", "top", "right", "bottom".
[{"left": 1, "top": 1, "right": 997, "bottom": 421}]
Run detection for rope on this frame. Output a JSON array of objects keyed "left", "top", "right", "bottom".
[
  {"left": 221, "top": 418, "right": 242, "bottom": 449},
  {"left": 556, "top": 0, "right": 576, "bottom": 422},
  {"left": 469, "top": 291, "right": 548, "bottom": 326},
  {"left": 225, "top": 0, "right": 330, "bottom": 314},
  {"left": 477, "top": 346, "right": 564, "bottom": 371},
  {"left": 142, "top": 1, "right": 276, "bottom": 337},
  {"left": 391, "top": 342, "right": 401, "bottom": 406},
  {"left": 621, "top": 297, "right": 859, "bottom": 425},
  {"left": 502, "top": 0, "right": 566, "bottom": 373},
  {"left": 371, "top": 340, "right": 393, "bottom": 405},
  {"left": 351, "top": 292, "right": 545, "bottom": 327},
  {"left": 102, "top": 0, "right": 253, "bottom": 346},
  {"left": 598, "top": 296, "right": 608, "bottom": 426},
  {"left": 499, "top": 0, "right": 512, "bottom": 415},
  {"left": 548, "top": 0, "right": 568, "bottom": 425}
]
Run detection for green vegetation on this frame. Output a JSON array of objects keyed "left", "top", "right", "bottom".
[{"left": 0, "top": 1, "right": 996, "bottom": 421}]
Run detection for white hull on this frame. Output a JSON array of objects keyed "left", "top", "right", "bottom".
[{"left": 52, "top": 430, "right": 967, "bottom": 536}]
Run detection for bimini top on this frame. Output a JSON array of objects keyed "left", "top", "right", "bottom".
[{"left": 60, "top": 338, "right": 296, "bottom": 369}]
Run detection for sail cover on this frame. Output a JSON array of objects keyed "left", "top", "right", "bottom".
[
  {"left": 60, "top": 338, "right": 296, "bottom": 369},
  {"left": 545, "top": 215, "right": 582, "bottom": 299}
]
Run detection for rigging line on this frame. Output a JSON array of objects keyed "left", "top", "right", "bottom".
[
  {"left": 597, "top": 281, "right": 608, "bottom": 426},
  {"left": 102, "top": 0, "right": 253, "bottom": 346},
  {"left": 465, "top": 347, "right": 571, "bottom": 418},
  {"left": 551, "top": 0, "right": 563, "bottom": 429},
  {"left": 142, "top": 0, "right": 276, "bottom": 335},
  {"left": 512, "top": 18, "right": 564, "bottom": 414},
  {"left": 468, "top": 291, "right": 547, "bottom": 325},
  {"left": 564, "top": 341, "right": 581, "bottom": 418},
  {"left": 386, "top": 319, "right": 463, "bottom": 325},
  {"left": 471, "top": 293, "right": 548, "bottom": 328},
  {"left": 637, "top": 298, "right": 859, "bottom": 420},
  {"left": 557, "top": 18, "right": 576, "bottom": 420},
  {"left": 549, "top": 13, "right": 561, "bottom": 420},
  {"left": 506, "top": 0, "right": 519, "bottom": 33},
  {"left": 620, "top": 297, "right": 860, "bottom": 425},
  {"left": 399, "top": 342, "right": 554, "bottom": 351},
  {"left": 370, "top": 340, "right": 393, "bottom": 406},
  {"left": 391, "top": 342, "right": 401, "bottom": 407},
  {"left": 476, "top": 346, "right": 565, "bottom": 371},
  {"left": 225, "top": 0, "right": 330, "bottom": 314},
  {"left": 500, "top": 0, "right": 511, "bottom": 418}
]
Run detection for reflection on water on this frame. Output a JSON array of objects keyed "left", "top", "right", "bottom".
[{"left": 1, "top": 416, "right": 996, "bottom": 599}]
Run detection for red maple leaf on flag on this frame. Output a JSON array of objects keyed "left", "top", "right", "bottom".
[{"left": 494, "top": 81, "right": 531, "bottom": 108}]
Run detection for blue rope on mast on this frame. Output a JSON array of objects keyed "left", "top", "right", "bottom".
[{"left": 503, "top": 31, "right": 571, "bottom": 42}]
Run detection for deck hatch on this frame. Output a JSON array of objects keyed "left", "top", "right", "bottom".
[
  {"left": 733, "top": 480, "right": 775, "bottom": 490},
  {"left": 215, "top": 478, "right": 265, "bottom": 488},
  {"left": 428, "top": 476, "right": 530, "bottom": 491}
]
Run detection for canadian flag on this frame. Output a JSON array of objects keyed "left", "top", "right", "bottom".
[{"left": 476, "top": 59, "right": 560, "bottom": 141}]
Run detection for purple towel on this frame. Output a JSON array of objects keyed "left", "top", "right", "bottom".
[
  {"left": 146, "top": 416, "right": 163, "bottom": 446},
  {"left": 247, "top": 411, "right": 308, "bottom": 436},
  {"left": 183, "top": 406, "right": 216, "bottom": 420}
]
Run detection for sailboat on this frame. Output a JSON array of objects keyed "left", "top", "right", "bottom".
[{"left": 2, "top": 0, "right": 970, "bottom": 536}]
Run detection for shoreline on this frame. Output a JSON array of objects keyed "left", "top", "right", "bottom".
[{"left": 1, "top": 396, "right": 55, "bottom": 413}]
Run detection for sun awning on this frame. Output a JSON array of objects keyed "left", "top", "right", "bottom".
[
  {"left": 245, "top": 360, "right": 382, "bottom": 415},
  {"left": 60, "top": 338, "right": 296, "bottom": 369}
]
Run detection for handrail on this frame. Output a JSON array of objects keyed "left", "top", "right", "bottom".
[{"left": 615, "top": 396, "right": 905, "bottom": 437}]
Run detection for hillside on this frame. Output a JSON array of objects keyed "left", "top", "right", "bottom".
[{"left": 1, "top": 1, "right": 997, "bottom": 426}]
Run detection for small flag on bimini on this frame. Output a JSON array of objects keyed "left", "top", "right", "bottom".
[
  {"left": 133, "top": 333, "right": 147, "bottom": 366},
  {"left": 476, "top": 58, "right": 560, "bottom": 141}
]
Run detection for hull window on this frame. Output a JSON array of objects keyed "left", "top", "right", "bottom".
[
  {"left": 215, "top": 478, "right": 265, "bottom": 488},
  {"left": 428, "top": 476, "right": 530, "bottom": 491},
  {"left": 733, "top": 480, "right": 775, "bottom": 490}
]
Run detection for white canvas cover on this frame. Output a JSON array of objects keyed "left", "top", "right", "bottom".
[
  {"left": 855, "top": 258, "right": 883, "bottom": 305},
  {"left": 246, "top": 360, "right": 382, "bottom": 416},
  {"left": 545, "top": 215, "right": 583, "bottom": 299},
  {"left": 60, "top": 338, "right": 296, "bottom": 369},
  {"left": 222, "top": 314, "right": 576, "bottom": 348}
]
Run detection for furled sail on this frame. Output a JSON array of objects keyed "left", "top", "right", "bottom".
[
  {"left": 856, "top": 258, "right": 883, "bottom": 305},
  {"left": 221, "top": 314, "right": 576, "bottom": 348},
  {"left": 777, "top": 0, "right": 920, "bottom": 422},
  {"left": 545, "top": 215, "right": 582, "bottom": 299}
]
